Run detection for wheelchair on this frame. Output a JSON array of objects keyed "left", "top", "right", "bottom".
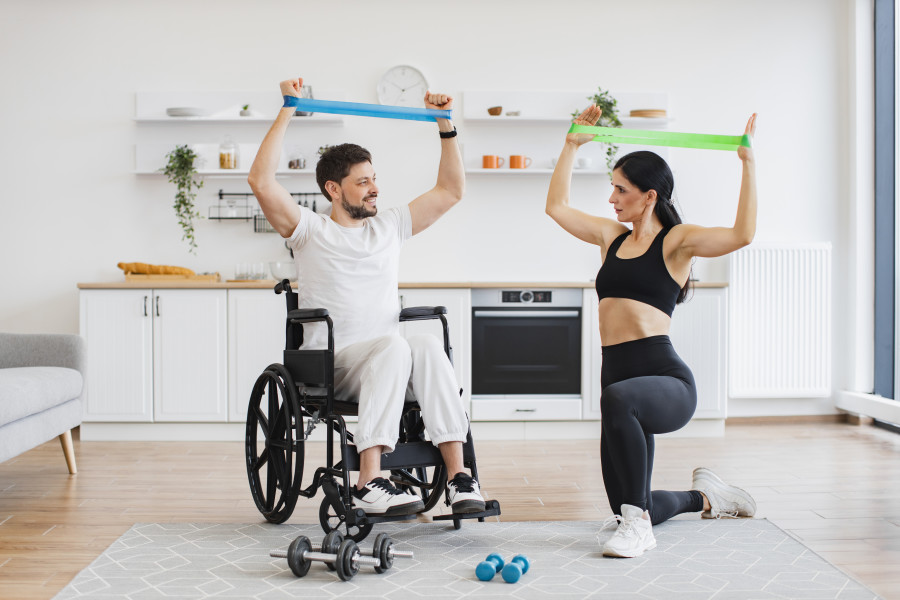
[{"left": 245, "top": 279, "right": 501, "bottom": 542}]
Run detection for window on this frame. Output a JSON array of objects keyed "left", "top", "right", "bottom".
[{"left": 875, "top": 0, "right": 894, "bottom": 398}]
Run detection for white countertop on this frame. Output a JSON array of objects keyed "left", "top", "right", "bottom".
[{"left": 78, "top": 280, "right": 728, "bottom": 289}]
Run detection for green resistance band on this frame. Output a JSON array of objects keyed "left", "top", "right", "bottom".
[{"left": 568, "top": 124, "right": 751, "bottom": 151}]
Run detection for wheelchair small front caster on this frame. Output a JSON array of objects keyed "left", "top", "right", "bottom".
[
  {"left": 319, "top": 494, "right": 373, "bottom": 542},
  {"left": 453, "top": 518, "right": 462, "bottom": 530}
]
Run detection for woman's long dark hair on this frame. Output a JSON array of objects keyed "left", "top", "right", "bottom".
[{"left": 614, "top": 151, "right": 692, "bottom": 304}]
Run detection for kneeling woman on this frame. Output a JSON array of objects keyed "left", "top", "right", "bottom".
[{"left": 546, "top": 106, "right": 759, "bottom": 558}]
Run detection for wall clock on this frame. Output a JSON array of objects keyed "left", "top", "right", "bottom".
[{"left": 377, "top": 65, "right": 429, "bottom": 107}]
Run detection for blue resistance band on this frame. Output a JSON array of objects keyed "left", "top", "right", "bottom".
[{"left": 283, "top": 96, "right": 452, "bottom": 122}]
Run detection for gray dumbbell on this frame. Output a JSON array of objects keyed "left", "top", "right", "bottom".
[
  {"left": 271, "top": 533, "right": 413, "bottom": 581},
  {"left": 370, "top": 532, "right": 415, "bottom": 573}
]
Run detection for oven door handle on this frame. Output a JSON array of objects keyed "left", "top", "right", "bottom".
[{"left": 473, "top": 310, "right": 580, "bottom": 318}]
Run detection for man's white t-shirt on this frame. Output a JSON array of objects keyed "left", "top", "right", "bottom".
[{"left": 286, "top": 204, "right": 413, "bottom": 351}]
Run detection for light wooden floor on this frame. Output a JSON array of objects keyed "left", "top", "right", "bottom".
[{"left": 2, "top": 421, "right": 900, "bottom": 599}]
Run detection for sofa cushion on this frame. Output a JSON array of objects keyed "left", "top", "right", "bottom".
[{"left": 0, "top": 367, "right": 83, "bottom": 427}]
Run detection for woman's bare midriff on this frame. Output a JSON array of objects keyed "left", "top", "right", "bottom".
[{"left": 597, "top": 297, "right": 671, "bottom": 346}]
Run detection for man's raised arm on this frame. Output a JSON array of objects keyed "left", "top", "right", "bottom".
[
  {"left": 248, "top": 78, "right": 304, "bottom": 238},
  {"left": 408, "top": 91, "right": 464, "bottom": 236}
]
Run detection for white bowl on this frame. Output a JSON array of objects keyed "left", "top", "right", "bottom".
[{"left": 269, "top": 261, "right": 296, "bottom": 281}]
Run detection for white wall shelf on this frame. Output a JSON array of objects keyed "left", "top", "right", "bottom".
[
  {"left": 462, "top": 90, "right": 670, "bottom": 123},
  {"left": 135, "top": 143, "right": 316, "bottom": 176},
  {"left": 135, "top": 115, "right": 342, "bottom": 124},
  {"left": 465, "top": 168, "right": 604, "bottom": 175},
  {"left": 460, "top": 89, "right": 671, "bottom": 174},
  {"left": 134, "top": 90, "right": 346, "bottom": 178},
  {"left": 135, "top": 90, "right": 345, "bottom": 123},
  {"left": 464, "top": 115, "right": 672, "bottom": 128},
  {"left": 135, "top": 170, "right": 311, "bottom": 178}
]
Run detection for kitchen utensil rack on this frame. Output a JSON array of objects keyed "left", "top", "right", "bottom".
[{"left": 210, "top": 190, "right": 321, "bottom": 233}]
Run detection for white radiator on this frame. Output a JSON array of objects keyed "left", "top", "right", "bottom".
[{"left": 728, "top": 244, "right": 832, "bottom": 398}]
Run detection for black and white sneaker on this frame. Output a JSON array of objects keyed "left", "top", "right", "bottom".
[
  {"left": 446, "top": 472, "right": 486, "bottom": 514},
  {"left": 352, "top": 477, "right": 424, "bottom": 516}
]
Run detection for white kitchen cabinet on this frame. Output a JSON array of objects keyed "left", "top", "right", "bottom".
[
  {"left": 79, "top": 289, "right": 228, "bottom": 422},
  {"left": 585, "top": 290, "right": 603, "bottom": 420},
  {"left": 670, "top": 287, "right": 728, "bottom": 418},
  {"left": 583, "top": 286, "right": 728, "bottom": 421},
  {"left": 80, "top": 290, "right": 153, "bottom": 421},
  {"left": 227, "top": 288, "right": 287, "bottom": 422},
  {"left": 398, "top": 288, "right": 471, "bottom": 411},
  {"left": 153, "top": 290, "right": 228, "bottom": 421}
]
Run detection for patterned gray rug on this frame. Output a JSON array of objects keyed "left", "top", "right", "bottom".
[{"left": 53, "top": 519, "right": 879, "bottom": 599}]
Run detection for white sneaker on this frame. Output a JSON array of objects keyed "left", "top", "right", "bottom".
[
  {"left": 352, "top": 477, "right": 424, "bottom": 516},
  {"left": 692, "top": 467, "right": 756, "bottom": 519},
  {"left": 601, "top": 504, "right": 656, "bottom": 558},
  {"left": 446, "top": 472, "right": 486, "bottom": 514}
]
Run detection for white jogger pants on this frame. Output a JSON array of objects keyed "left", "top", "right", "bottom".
[{"left": 333, "top": 334, "right": 469, "bottom": 453}]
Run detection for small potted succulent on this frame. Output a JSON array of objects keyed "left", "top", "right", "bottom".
[{"left": 240, "top": 104, "right": 252, "bottom": 117}]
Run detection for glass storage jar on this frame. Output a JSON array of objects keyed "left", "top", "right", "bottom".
[{"left": 219, "top": 136, "right": 237, "bottom": 170}]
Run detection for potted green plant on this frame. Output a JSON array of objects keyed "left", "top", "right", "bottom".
[
  {"left": 162, "top": 145, "right": 203, "bottom": 254},
  {"left": 573, "top": 88, "right": 623, "bottom": 176},
  {"left": 240, "top": 104, "right": 252, "bottom": 117}
]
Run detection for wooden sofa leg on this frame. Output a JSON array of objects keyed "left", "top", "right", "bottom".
[{"left": 58, "top": 429, "right": 77, "bottom": 474}]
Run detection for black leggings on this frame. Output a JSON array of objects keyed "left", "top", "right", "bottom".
[{"left": 600, "top": 335, "right": 705, "bottom": 525}]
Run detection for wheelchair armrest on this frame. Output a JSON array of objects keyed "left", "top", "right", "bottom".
[
  {"left": 399, "top": 306, "right": 447, "bottom": 321},
  {"left": 288, "top": 308, "right": 330, "bottom": 322}
]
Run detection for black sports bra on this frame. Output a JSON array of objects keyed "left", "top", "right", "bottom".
[{"left": 594, "top": 228, "right": 682, "bottom": 317}]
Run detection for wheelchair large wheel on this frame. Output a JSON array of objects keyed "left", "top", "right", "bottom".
[
  {"left": 246, "top": 364, "right": 303, "bottom": 524},
  {"left": 319, "top": 487, "right": 373, "bottom": 543}
]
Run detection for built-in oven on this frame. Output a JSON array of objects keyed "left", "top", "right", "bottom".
[{"left": 471, "top": 288, "right": 582, "bottom": 401}]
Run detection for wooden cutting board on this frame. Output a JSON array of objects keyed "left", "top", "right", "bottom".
[{"left": 124, "top": 273, "right": 220, "bottom": 282}]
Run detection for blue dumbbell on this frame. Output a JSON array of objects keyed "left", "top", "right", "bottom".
[
  {"left": 501, "top": 555, "right": 530, "bottom": 583},
  {"left": 475, "top": 553, "right": 505, "bottom": 581}
]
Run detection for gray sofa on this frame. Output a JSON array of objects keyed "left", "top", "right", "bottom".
[{"left": 0, "top": 333, "right": 84, "bottom": 473}]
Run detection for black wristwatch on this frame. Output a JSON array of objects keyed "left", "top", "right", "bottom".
[{"left": 439, "top": 127, "right": 458, "bottom": 139}]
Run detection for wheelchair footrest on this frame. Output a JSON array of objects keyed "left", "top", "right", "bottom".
[
  {"left": 351, "top": 512, "right": 426, "bottom": 526},
  {"left": 433, "top": 499, "right": 501, "bottom": 521}
]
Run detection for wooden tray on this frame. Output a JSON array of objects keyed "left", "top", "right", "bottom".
[
  {"left": 124, "top": 273, "right": 220, "bottom": 282},
  {"left": 629, "top": 109, "right": 667, "bottom": 118}
]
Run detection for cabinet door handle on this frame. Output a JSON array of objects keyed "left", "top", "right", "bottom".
[
  {"left": 515, "top": 408, "right": 537, "bottom": 412},
  {"left": 143, "top": 295, "right": 148, "bottom": 317},
  {"left": 155, "top": 296, "right": 160, "bottom": 317}
]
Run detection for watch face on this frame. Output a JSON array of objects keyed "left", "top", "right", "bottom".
[{"left": 377, "top": 65, "right": 429, "bottom": 106}]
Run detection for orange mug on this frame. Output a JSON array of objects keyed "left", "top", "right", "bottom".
[
  {"left": 482, "top": 155, "right": 505, "bottom": 169},
  {"left": 509, "top": 155, "right": 532, "bottom": 169}
]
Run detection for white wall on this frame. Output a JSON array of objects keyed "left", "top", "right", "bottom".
[{"left": 0, "top": 0, "right": 863, "bottom": 415}]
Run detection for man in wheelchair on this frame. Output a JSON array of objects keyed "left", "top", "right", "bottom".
[{"left": 248, "top": 77, "right": 485, "bottom": 517}]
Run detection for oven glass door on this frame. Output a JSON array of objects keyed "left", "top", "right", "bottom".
[{"left": 471, "top": 308, "right": 581, "bottom": 395}]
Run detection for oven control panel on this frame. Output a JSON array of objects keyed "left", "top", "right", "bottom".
[
  {"left": 472, "top": 288, "right": 582, "bottom": 308},
  {"left": 502, "top": 290, "right": 552, "bottom": 303}
]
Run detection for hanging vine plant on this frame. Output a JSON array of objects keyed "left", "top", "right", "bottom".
[
  {"left": 162, "top": 145, "right": 203, "bottom": 254},
  {"left": 573, "top": 88, "right": 622, "bottom": 176}
]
